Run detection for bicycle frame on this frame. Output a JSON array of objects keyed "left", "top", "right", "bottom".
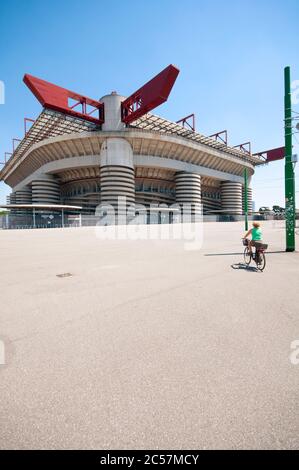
[{"left": 243, "top": 239, "right": 267, "bottom": 271}]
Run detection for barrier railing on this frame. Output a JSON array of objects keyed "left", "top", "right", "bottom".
[{"left": 0, "top": 212, "right": 298, "bottom": 230}]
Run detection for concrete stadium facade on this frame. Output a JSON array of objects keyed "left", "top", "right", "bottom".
[{"left": 1, "top": 92, "right": 260, "bottom": 219}]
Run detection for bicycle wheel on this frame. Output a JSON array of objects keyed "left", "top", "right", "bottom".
[
  {"left": 256, "top": 251, "right": 266, "bottom": 271},
  {"left": 244, "top": 247, "right": 251, "bottom": 265}
]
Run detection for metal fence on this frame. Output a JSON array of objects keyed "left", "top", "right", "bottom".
[
  {"left": 1, "top": 211, "right": 298, "bottom": 230},
  {"left": 0, "top": 213, "right": 82, "bottom": 229}
]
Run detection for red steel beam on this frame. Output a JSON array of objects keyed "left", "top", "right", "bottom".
[
  {"left": 176, "top": 113, "right": 195, "bottom": 131},
  {"left": 12, "top": 138, "right": 21, "bottom": 152},
  {"left": 233, "top": 141, "right": 251, "bottom": 154},
  {"left": 23, "top": 74, "right": 104, "bottom": 124},
  {"left": 209, "top": 130, "right": 227, "bottom": 145},
  {"left": 1, "top": 152, "right": 12, "bottom": 165},
  {"left": 253, "top": 146, "right": 285, "bottom": 163},
  {"left": 24, "top": 117, "right": 35, "bottom": 135},
  {"left": 121, "top": 64, "right": 180, "bottom": 124},
  {"left": 5, "top": 152, "right": 12, "bottom": 163}
]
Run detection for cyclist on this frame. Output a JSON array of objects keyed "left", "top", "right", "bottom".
[{"left": 243, "top": 221, "right": 263, "bottom": 256}]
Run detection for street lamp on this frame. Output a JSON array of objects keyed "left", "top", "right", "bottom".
[{"left": 284, "top": 66, "right": 296, "bottom": 251}]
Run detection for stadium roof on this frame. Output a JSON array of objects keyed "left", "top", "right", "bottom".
[
  {"left": 132, "top": 113, "right": 262, "bottom": 164},
  {"left": 0, "top": 107, "right": 263, "bottom": 180},
  {"left": 0, "top": 108, "right": 98, "bottom": 177}
]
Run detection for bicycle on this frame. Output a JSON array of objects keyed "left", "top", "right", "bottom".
[{"left": 242, "top": 238, "right": 268, "bottom": 271}]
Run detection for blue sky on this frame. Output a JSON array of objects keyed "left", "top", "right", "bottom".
[{"left": 0, "top": 0, "right": 298, "bottom": 209}]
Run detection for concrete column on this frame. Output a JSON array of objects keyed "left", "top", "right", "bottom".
[
  {"left": 221, "top": 181, "right": 242, "bottom": 215},
  {"left": 242, "top": 186, "right": 253, "bottom": 215},
  {"left": 8, "top": 192, "right": 17, "bottom": 214},
  {"left": 175, "top": 172, "right": 202, "bottom": 219},
  {"left": 31, "top": 175, "right": 60, "bottom": 204},
  {"left": 9, "top": 193, "right": 16, "bottom": 204},
  {"left": 99, "top": 92, "right": 126, "bottom": 132},
  {"left": 13, "top": 185, "right": 32, "bottom": 217},
  {"left": 14, "top": 185, "right": 32, "bottom": 204},
  {"left": 100, "top": 138, "right": 135, "bottom": 219}
]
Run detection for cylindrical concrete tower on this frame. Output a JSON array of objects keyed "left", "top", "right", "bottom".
[
  {"left": 99, "top": 92, "right": 126, "bottom": 132},
  {"left": 242, "top": 186, "right": 253, "bottom": 215},
  {"left": 31, "top": 175, "right": 60, "bottom": 204},
  {"left": 7, "top": 192, "right": 17, "bottom": 214},
  {"left": 15, "top": 186, "right": 32, "bottom": 204},
  {"left": 9, "top": 192, "right": 16, "bottom": 204},
  {"left": 97, "top": 93, "right": 135, "bottom": 221},
  {"left": 99, "top": 138, "right": 135, "bottom": 218},
  {"left": 175, "top": 172, "right": 202, "bottom": 220},
  {"left": 221, "top": 181, "right": 242, "bottom": 215}
]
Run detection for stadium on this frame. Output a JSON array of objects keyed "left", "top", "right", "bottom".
[{"left": 0, "top": 64, "right": 271, "bottom": 226}]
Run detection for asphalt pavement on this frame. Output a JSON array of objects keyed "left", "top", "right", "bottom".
[{"left": 0, "top": 220, "right": 298, "bottom": 449}]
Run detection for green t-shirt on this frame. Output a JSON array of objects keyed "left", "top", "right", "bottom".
[{"left": 252, "top": 227, "right": 262, "bottom": 241}]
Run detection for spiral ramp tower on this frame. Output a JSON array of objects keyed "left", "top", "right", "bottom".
[
  {"left": 220, "top": 182, "right": 243, "bottom": 215},
  {"left": 31, "top": 176, "right": 60, "bottom": 205},
  {"left": 175, "top": 172, "right": 202, "bottom": 220},
  {"left": 99, "top": 139, "right": 135, "bottom": 220},
  {"left": 242, "top": 186, "right": 253, "bottom": 215}
]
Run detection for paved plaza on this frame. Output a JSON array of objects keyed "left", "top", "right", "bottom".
[{"left": 0, "top": 221, "right": 298, "bottom": 449}]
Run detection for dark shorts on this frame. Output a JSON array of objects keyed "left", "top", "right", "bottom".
[
  {"left": 251, "top": 240, "right": 263, "bottom": 246},
  {"left": 251, "top": 240, "right": 268, "bottom": 250}
]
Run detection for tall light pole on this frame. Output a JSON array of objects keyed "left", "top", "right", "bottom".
[{"left": 284, "top": 66, "right": 296, "bottom": 251}]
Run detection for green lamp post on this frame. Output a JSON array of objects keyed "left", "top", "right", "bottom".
[{"left": 284, "top": 66, "right": 296, "bottom": 252}]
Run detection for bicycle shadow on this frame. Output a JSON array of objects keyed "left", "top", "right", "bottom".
[
  {"left": 231, "top": 262, "right": 261, "bottom": 273},
  {"left": 205, "top": 250, "right": 283, "bottom": 257}
]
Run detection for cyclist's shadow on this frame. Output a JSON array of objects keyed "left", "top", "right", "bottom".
[{"left": 231, "top": 262, "right": 261, "bottom": 273}]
